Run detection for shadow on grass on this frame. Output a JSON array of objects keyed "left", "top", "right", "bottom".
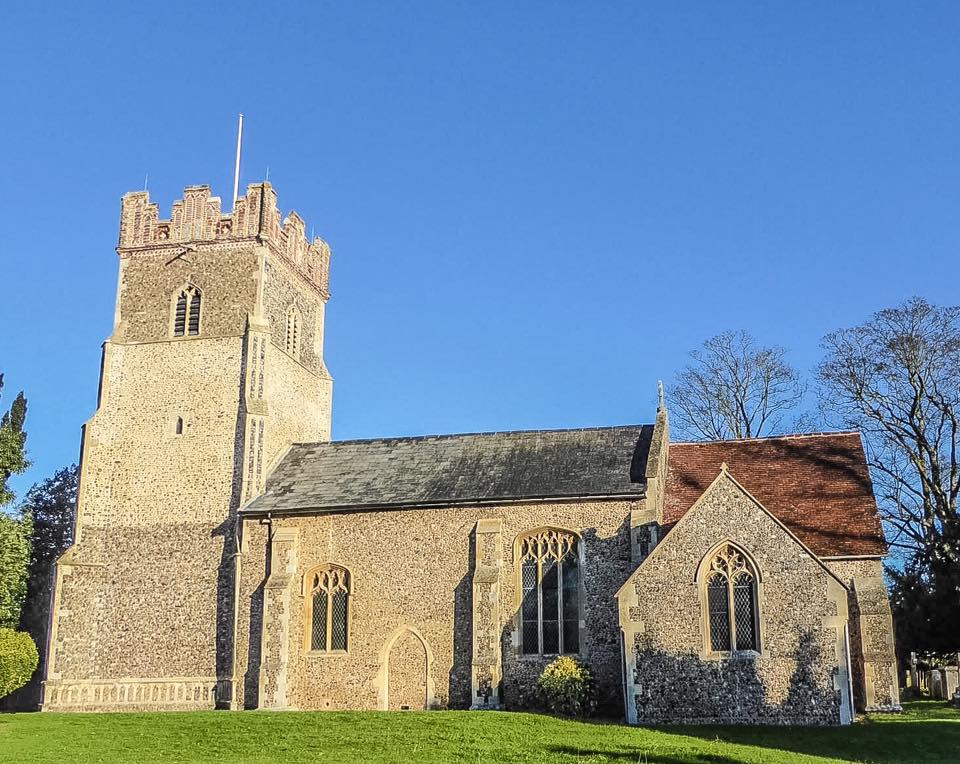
[
  {"left": 661, "top": 707, "right": 960, "bottom": 764},
  {"left": 549, "top": 747, "right": 751, "bottom": 764},
  {"left": 546, "top": 702, "right": 960, "bottom": 764}
]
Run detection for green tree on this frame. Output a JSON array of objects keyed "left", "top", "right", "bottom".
[
  {"left": 0, "top": 372, "right": 32, "bottom": 632},
  {"left": 18, "top": 465, "right": 77, "bottom": 649},
  {"left": 0, "top": 374, "right": 29, "bottom": 507},
  {"left": 0, "top": 513, "right": 31, "bottom": 630}
]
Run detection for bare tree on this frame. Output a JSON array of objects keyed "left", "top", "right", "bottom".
[
  {"left": 818, "top": 297, "right": 960, "bottom": 566},
  {"left": 669, "top": 330, "right": 807, "bottom": 441}
]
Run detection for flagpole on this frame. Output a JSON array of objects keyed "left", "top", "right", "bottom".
[{"left": 232, "top": 113, "right": 244, "bottom": 210}]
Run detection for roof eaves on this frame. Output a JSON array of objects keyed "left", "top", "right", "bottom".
[{"left": 240, "top": 489, "right": 646, "bottom": 516}]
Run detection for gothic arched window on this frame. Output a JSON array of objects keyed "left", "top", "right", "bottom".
[
  {"left": 285, "top": 306, "right": 301, "bottom": 359},
  {"left": 173, "top": 286, "right": 202, "bottom": 337},
  {"left": 518, "top": 528, "right": 580, "bottom": 655},
  {"left": 304, "top": 564, "right": 351, "bottom": 653},
  {"left": 702, "top": 544, "right": 759, "bottom": 653}
]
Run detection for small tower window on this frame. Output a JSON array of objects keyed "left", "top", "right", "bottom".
[
  {"left": 285, "top": 306, "right": 302, "bottom": 359},
  {"left": 175, "top": 417, "right": 184, "bottom": 435},
  {"left": 173, "top": 285, "right": 202, "bottom": 337}
]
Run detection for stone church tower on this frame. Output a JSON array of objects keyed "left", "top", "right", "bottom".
[{"left": 43, "top": 183, "right": 333, "bottom": 710}]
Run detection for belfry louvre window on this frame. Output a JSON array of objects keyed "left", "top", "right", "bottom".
[
  {"left": 173, "top": 286, "right": 202, "bottom": 337},
  {"left": 305, "top": 565, "right": 350, "bottom": 652},
  {"left": 704, "top": 545, "right": 759, "bottom": 653},
  {"left": 519, "top": 529, "right": 580, "bottom": 655},
  {"left": 285, "top": 307, "right": 301, "bottom": 359}
]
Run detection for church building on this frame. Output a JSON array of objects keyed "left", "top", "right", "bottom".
[{"left": 43, "top": 183, "right": 900, "bottom": 724}]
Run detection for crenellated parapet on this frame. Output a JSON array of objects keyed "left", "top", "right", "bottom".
[{"left": 118, "top": 183, "right": 331, "bottom": 297}]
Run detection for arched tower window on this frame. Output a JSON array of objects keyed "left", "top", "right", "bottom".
[
  {"left": 518, "top": 528, "right": 580, "bottom": 655},
  {"left": 702, "top": 544, "right": 759, "bottom": 653},
  {"left": 285, "top": 306, "right": 302, "bottom": 359},
  {"left": 304, "top": 564, "right": 351, "bottom": 652},
  {"left": 173, "top": 285, "right": 202, "bottom": 337}
]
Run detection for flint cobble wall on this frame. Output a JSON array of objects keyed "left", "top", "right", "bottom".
[
  {"left": 235, "top": 499, "right": 639, "bottom": 713},
  {"left": 115, "top": 246, "right": 259, "bottom": 342},
  {"left": 45, "top": 184, "right": 333, "bottom": 712},
  {"left": 263, "top": 256, "right": 328, "bottom": 379},
  {"left": 77, "top": 337, "right": 244, "bottom": 529},
  {"left": 621, "top": 474, "right": 850, "bottom": 725}
]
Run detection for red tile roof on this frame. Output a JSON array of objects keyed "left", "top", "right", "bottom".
[{"left": 665, "top": 432, "right": 887, "bottom": 557}]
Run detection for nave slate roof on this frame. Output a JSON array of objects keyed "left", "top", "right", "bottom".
[
  {"left": 244, "top": 425, "right": 653, "bottom": 513},
  {"left": 243, "top": 426, "right": 887, "bottom": 559}
]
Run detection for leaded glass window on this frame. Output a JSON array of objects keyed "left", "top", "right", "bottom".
[
  {"left": 306, "top": 565, "right": 350, "bottom": 652},
  {"left": 519, "top": 529, "right": 580, "bottom": 655},
  {"left": 173, "top": 285, "right": 202, "bottom": 337},
  {"left": 703, "top": 545, "right": 759, "bottom": 653},
  {"left": 707, "top": 573, "right": 731, "bottom": 651}
]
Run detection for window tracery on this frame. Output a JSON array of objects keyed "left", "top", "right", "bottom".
[
  {"left": 703, "top": 544, "right": 759, "bottom": 653},
  {"left": 305, "top": 565, "right": 350, "bottom": 652},
  {"left": 518, "top": 529, "right": 580, "bottom": 656}
]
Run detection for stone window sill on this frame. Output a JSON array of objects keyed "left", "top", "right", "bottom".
[
  {"left": 518, "top": 653, "right": 581, "bottom": 662},
  {"left": 704, "top": 649, "right": 761, "bottom": 662},
  {"left": 304, "top": 650, "right": 349, "bottom": 658}
]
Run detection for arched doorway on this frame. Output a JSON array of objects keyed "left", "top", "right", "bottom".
[
  {"left": 375, "top": 626, "right": 436, "bottom": 710},
  {"left": 388, "top": 630, "right": 428, "bottom": 710}
]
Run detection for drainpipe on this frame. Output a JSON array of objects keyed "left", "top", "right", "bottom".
[{"left": 227, "top": 517, "right": 244, "bottom": 710}]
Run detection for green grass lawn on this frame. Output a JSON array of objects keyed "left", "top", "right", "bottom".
[{"left": 0, "top": 701, "right": 956, "bottom": 763}]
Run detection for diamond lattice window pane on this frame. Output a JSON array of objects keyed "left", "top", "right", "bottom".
[
  {"left": 733, "top": 578, "right": 756, "bottom": 651},
  {"left": 311, "top": 591, "right": 328, "bottom": 651},
  {"left": 542, "top": 619, "right": 559, "bottom": 654},
  {"left": 522, "top": 621, "right": 539, "bottom": 655},
  {"left": 561, "top": 558, "right": 579, "bottom": 622},
  {"left": 521, "top": 563, "right": 538, "bottom": 619},
  {"left": 331, "top": 589, "right": 348, "bottom": 651},
  {"left": 562, "top": 619, "right": 579, "bottom": 654},
  {"left": 708, "top": 579, "right": 731, "bottom": 651},
  {"left": 542, "top": 561, "right": 559, "bottom": 619}
]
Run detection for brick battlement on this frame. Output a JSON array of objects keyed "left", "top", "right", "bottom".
[{"left": 119, "top": 183, "right": 330, "bottom": 296}]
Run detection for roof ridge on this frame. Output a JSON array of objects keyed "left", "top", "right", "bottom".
[
  {"left": 670, "top": 430, "right": 861, "bottom": 446},
  {"left": 293, "top": 423, "right": 650, "bottom": 448}
]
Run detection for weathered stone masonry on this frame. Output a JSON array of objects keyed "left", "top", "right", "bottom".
[
  {"left": 44, "top": 179, "right": 899, "bottom": 724},
  {"left": 618, "top": 470, "right": 854, "bottom": 725},
  {"left": 236, "top": 498, "right": 638, "bottom": 713},
  {"left": 45, "top": 183, "right": 332, "bottom": 711}
]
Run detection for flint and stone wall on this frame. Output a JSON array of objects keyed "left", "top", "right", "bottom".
[
  {"left": 236, "top": 498, "right": 639, "bottom": 713},
  {"left": 619, "top": 472, "right": 854, "bottom": 726},
  {"left": 825, "top": 558, "right": 901, "bottom": 712},
  {"left": 44, "top": 184, "right": 332, "bottom": 711}
]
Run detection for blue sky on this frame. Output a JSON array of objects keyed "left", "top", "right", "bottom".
[{"left": 2, "top": 2, "right": 959, "bottom": 499}]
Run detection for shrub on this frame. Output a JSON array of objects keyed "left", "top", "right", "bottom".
[
  {"left": 536, "top": 656, "right": 595, "bottom": 717},
  {"left": 0, "top": 628, "right": 38, "bottom": 698}
]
